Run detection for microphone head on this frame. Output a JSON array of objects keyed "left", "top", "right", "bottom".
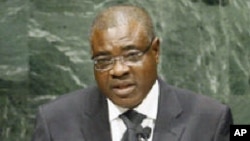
[
  {"left": 143, "top": 126, "right": 152, "bottom": 138},
  {"left": 136, "top": 126, "right": 152, "bottom": 140}
]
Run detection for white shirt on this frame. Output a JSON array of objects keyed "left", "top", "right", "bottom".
[{"left": 107, "top": 80, "right": 159, "bottom": 141}]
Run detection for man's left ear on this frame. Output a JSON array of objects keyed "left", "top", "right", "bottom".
[{"left": 151, "top": 37, "right": 160, "bottom": 64}]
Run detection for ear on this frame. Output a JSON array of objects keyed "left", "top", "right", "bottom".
[
  {"left": 151, "top": 37, "right": 160, "bottom": 64},
  {"left": 91, "top": 47, "right": 95, "bottom": 58}
]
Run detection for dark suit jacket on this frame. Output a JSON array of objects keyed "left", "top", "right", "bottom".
[{"left": 32, "top": 79, "right": 233, "bottom": 141}]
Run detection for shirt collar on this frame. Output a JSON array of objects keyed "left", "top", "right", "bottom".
[{"left": 107, "top": 80, "right": 159, "bottom": 121}]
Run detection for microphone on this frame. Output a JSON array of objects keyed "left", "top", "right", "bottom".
[{"left": 143, "top": 127, "right": 151, "bottom": 139}]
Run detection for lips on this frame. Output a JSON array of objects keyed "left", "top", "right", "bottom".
[{"left": 111, "top": 82, "right": 136, "bottom": 97}]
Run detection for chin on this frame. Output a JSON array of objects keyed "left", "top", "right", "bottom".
[{"left": 118, "top": 99, "right": 142, "bottom": 109}]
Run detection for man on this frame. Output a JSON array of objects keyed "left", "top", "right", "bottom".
[{"left": 32, "top": 4, "right": 233, "bottom": 141}]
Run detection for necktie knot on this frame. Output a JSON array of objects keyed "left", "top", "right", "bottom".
[
  {"left": 119, "top": 110, "right": 151, "bottom": 141},
  {"left": 120, "top": 110, "right": 146, "bottom": 127}
]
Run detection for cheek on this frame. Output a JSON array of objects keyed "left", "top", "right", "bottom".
[
  {"left": 139, "top": 57, "right": 157, "bottom": 73},
  {"left": 133, "top": 61, "right": 157, "bottom": 83},
  {"left": 94, "top": 72, "right": 109, "bottom": 88}
]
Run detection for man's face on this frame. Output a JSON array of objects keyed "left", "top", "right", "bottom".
[{"left": 91, "top": 21, "right": 159, "bottom": 108}]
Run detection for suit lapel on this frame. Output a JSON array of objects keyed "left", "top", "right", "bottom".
[
  {"left": 80, "top": 88, "right": 112, "bottom": 141},
  {"left": 153, "top": 79, "right": 185, "bottom": 141}
]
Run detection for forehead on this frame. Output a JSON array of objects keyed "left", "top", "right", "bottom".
[{"left": 91, "top": 21, "right": 149, "bottom": 54}]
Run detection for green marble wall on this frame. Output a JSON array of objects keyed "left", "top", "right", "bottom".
[{"left": 1, "top": 0, "right": 250, "bottom": 140}]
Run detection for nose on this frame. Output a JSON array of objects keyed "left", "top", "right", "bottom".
[{"left": 110, "top": 59, "right": 130, "bottom": 78}]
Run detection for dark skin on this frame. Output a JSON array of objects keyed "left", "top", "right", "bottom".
[{"left": 91, "top": 16, "right": 160, "bottom": 108}]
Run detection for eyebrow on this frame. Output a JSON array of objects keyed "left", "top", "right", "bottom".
[
  {"left": 121, "top": 45, "right": 138, "bottom": 51},
  {"left": 91, "top": 51, "right": 111, "bottom": 59}
]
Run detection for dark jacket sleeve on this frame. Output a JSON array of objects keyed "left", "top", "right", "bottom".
[
  {"left": 31, "top": 106, "right": 51, "bottom": 141},
  {"left": 213, "top": 106, "right": 233, "bottom": 141}
]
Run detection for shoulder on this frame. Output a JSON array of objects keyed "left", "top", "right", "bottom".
[
  {"left": 184, "top": 88, "right": 226, "bottom": 111},
  {"left": 38, "top": 85, "right": 102, "bottom": 118},
  {"left": 159, "top": 79, "right": 230, "bottom": 116}
]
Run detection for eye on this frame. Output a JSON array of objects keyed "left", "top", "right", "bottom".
[
  {"left": 95, "top": 57, "right": 112, "bottom": 64},
  {"left": 124, "top": 51, "right": 141, "bottom": 61}
]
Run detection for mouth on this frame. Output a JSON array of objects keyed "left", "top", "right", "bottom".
[{"left": 111, "top": 83, "right": 136, "bottom": 97}]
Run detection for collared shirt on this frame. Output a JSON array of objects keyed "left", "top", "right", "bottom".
[{"left": 107, "top": 80, "right": 159, "bottom": 141}]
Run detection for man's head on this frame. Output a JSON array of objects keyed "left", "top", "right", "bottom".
[{"left": 90, "top": 5, "right": 160, "bottom": 108}]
